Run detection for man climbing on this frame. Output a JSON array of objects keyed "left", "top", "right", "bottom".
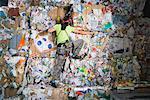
[
  {"left": 47, "top": 16, "right": 92, "bottom": 82},
  {"left": 38, "top": 5, "right": 93, "bottom": 86}
]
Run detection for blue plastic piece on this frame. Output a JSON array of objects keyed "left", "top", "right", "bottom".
[
  {"left": 37, "top": 41, "right": 42, "bottom": 46},
  {"left": 48, "top": 44, "right": 52, "bottom": 49}
]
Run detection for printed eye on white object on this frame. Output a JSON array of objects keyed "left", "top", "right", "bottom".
[{"left": 34, "top": 35, "right": 54, "bottom": 52}]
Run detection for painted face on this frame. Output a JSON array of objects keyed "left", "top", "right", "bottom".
[{"left": 34, "top": 35, "right": 54, "bottom": 53}]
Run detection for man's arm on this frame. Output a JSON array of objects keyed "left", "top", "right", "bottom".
[
  {"left": 73, "top": 26, "right": 94, "bottom": 35},
  {"left": 74, "top": 27, "right": 100, "bottom": 35},
  {"left": 74, "top": 29, "right": 93, "bottom": 35},
  {"left": 38, "top": 27, "right": 56, "bottom": 36},
  {"left": 48, "top": 27, "right": 56, "bottom": 33}
]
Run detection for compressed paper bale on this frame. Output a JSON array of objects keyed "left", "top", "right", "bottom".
[
  {"left": 26, "top": 57, "right": 55, "bottom": 84},
  {"left": 111, "top": 56, "right": 141, "bottom": 83},
  {"left": 30, "top": 6, "right": 55, "bottom": 31},
  {"left": 73, "top": 4, "right": 114, "bottom": 32}
]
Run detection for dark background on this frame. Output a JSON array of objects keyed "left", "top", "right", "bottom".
[
  {"left": 0, "top": 0, "right": 8, "bottom": 7},
  {"left": 143, "top": 0, "right": 150, "bottom": 18}
]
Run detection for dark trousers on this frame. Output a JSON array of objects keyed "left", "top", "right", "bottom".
[{"left": 52, "top": 39, "right": 84, "bottom": 80}]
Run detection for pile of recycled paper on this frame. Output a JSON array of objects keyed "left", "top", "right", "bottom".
[{"left": 0, "top": 0, "right": 149, "bottom": 99}]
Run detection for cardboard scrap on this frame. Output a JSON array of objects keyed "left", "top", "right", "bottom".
[
  {"left": 48, "top": 7, "right": 66, "bottom": 21},
  {"left": 29, "top": 31, "right": 56, "bottom": 57}
]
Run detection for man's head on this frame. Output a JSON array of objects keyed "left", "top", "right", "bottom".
[
  {"left": 61, "top": 16, "right": 71, "bottom": 30},
  {"left": 60, "top": 4, "right": 73, "bottom": 30}
]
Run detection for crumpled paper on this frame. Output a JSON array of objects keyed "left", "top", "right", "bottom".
[{"left": 0, "top": 0, "right": 148, "bottom": 99}]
